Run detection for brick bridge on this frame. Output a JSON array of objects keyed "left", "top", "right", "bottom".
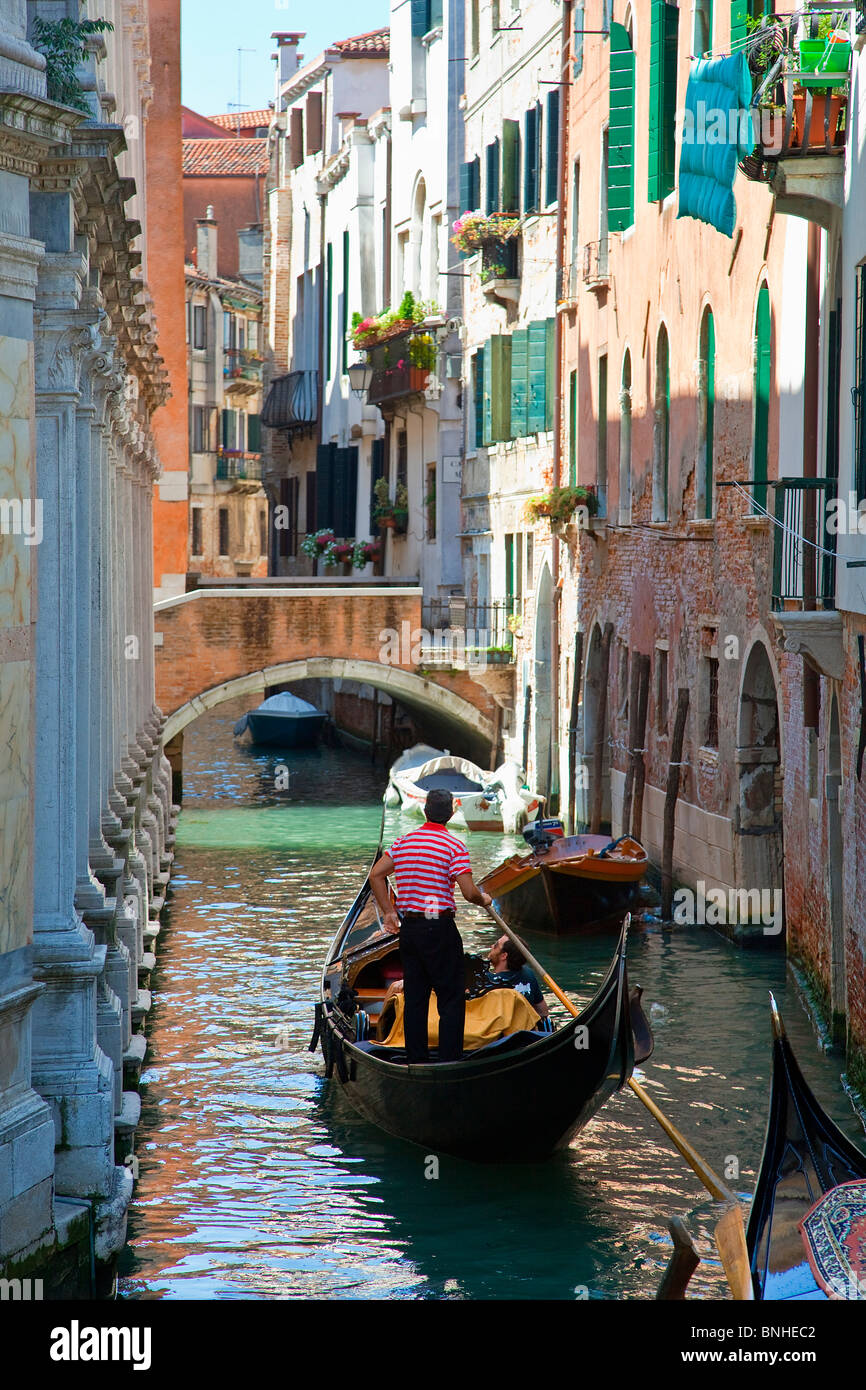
[{"left": 154, "top": 580, "right": 505, "bottom": 759}]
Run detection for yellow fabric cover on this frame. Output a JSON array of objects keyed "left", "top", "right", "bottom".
[{"left": 380, "top": 987, "right": 540, "bottom": 1050}]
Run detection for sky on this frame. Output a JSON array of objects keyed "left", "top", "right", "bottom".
[{"left": 180, "top": 0, "right": 391, "bottom": 118}]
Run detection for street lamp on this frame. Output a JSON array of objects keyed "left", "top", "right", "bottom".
[{"left": 348, "top": 359, "right": 374, "bottom": 399}]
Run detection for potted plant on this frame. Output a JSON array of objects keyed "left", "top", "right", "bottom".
[
  {"left": 450, "top": 211, "right": 520, "bottom": 254},
  {"left": 351, "top": 292, "right": 440, "bottom": 351},
  {"left": 408, "top": 332, "right": 437, "bottom": 389},
  {"left": 393, "top": 481, "right": 409, "bottom": 534},
  {"left": 373, "top": 475, "right": 396, "bottom": 528},
  {"left": 352, "top": 538, "right": 381, "bottom": 569},
  {"left": 525, "top": 485, "right": 599, "bottom": 527},
  {"left": 300, "top": 528, "right": 336, "bottom": 558}
]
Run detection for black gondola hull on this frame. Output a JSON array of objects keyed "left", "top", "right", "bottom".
[
  {"left": 318, "top": 901, "right": 636, "bottom": 1162},
  {"left": 493, "top": 867, "right": 642, "bottom": 935}
]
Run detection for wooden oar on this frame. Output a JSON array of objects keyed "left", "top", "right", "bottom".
[{"left": 483, "top": 902, "right": 754, "bottom": 1301}]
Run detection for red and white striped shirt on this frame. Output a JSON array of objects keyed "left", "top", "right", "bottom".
[{"left": 389, "top": 822, "right": 472, "bottom": 914}]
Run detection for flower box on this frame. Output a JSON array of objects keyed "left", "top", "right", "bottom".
[{"left": 791, "top": 91, "right": 845, "bottom": 148}]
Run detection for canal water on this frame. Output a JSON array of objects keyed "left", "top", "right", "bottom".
[{"left": 118, "top": 698, "right": 866, "bottom": 1301}]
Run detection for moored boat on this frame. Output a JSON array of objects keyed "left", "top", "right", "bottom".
[
  {"left": 309, "top": 871, "right": 651, "bottom": 1162},
  {"left": 233, "top": 691, "right": 327, "bottom": 748},
  {"left": 385, "top": 743, "right": 542, "bottom": 832},
  {"left": 480, "top": 827, "right": 648, "bottom": 934},
  {"left": 746, "top": 995, "right": 866, "bottom": 1300}
]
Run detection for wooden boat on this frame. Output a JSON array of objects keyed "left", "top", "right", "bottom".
[
  {"left": 746, "top": 995, "right": 866, "bottom": 1300},
  {"left": 385, "top": 744, "right": 542, "bottom": 832},
  {"left": 481, "top": 833, "right": 648, "bottom": 934},
  {"left": 309, "top": 874, "right": 652, "bottom": 1162},
  {"left": 233, "top": 691, "right": 327, "bottom": 748}
]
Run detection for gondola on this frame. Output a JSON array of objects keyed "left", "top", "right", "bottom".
[
  {"left": 746, "top": 995, "right": 866, "bottom": 1300},
  {"left": 480, "top": 829, "right": 648, "bottom": 934},
  {"left": 232, "top": 691, "right": 327, "bottom": 747},
  {"left": 309, "top": 871, "right": 652, "bottom": 1162}
]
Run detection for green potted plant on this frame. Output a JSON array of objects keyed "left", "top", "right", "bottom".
[
  {"left": 300, "top": 528, "right": 336, "bottom": 558},
  {"left": 525, "top": 485, "right": 599, "bottom": 527},
  {"left": 373, "top": 475, "right": 395, "bottom": 528}
]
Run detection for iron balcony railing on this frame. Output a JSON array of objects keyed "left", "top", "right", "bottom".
[
  {"left": 480, "top": 235, "right": 519, "bottom": 283},
  {"left": 367, "top": 329, "right": 434, "bottom": 406},
  {"left": 420, "top": 596, "right": 518, "bottom": 660},
  {"left": 261, "top": 369, "right": 318, "bottom": 430},
  {"left": 583, "top": 238, "right": 610, "bottom": 287},
  {"left": 770, "top": 477, "right": 837, "bottom": 610},
  {"left": 216, "top": 450, "right": 263, "bottom": 482}
]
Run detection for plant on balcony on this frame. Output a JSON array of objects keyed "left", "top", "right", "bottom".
[
  {"left": 525, "top": 485, "right": 599, "bottom": 525},
  {"left": 352, "top": 539, "right": 381, "bottom": 568},
  {"left": 408, "top": 334, "right": 437, "bottom": 370},
  {"left": 373, "top": 475, "right": 396, "bottom": 527},
  {"left": 351, "top": 292, "right": 439, "bottom": 351},
  {"left": 480, "top": 262, "right": 510, "bottom": 284},
  {"left": 32, "top": 16, "right": 114, "bottom": 113},
  {"left": 300, "top": 528, "right": 335, "bottom": 559},
  {"left": 394, "top": 481, "right": 409, "bottom": 533},
  {"left": 450, "top": 211, "right": 520, "bottom": 254}
]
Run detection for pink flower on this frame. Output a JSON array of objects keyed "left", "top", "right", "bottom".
[{"left": 397, "top": 359, "right": 405, "bottom": 368}]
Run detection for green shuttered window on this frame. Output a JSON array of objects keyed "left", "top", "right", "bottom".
[
  {"left": 648, "top": 0, "right": 679, "bottom": 203},
  {"left": 545, "top": 89, "right": 560, "bottom": 206},
  {"left": 502, "top": 120, "right": 520, "bottom": 214},
  {"left": 753, "top": 285, "right": 771, "bottom": 514},
  {"left": 510, "top": 328, "right": 528, "bottom": 437},
  {"left": 460, "top": 157, "right": 481, "bottom": 212},
  {"left": 486, "top": 138, "right": 501, "bottom": 214},
  {"left": 608, "top": 24, "right": 635, "bottom": 232},
  {"left": 473, "top": 347, "right": 485, "bottom": 448},
  {"left": 730, "top": 0, "right": 748, "bottom": 50},
  {"left": 527, "top": 320, "right": 548, "bottom": 434},
  {"left": 523, "top": 105, "right": 541, "bottom": 214}
]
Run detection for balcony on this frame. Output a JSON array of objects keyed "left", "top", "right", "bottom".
[
  {"left": 366, "top": 329, "right": 435, "bottom": 409},
  {"left": 216, "top": 450, "right": 263, "bottom": 485},
  {"left": 582, "top": 239, "right": 610, "bottom": 293},
  {"left": 741, "top": 14, "right": 852, "bottom": 228},
  {"left": 223, "top": 348, "right": 263, "bottom": 394},
  {"left": 769, "top": 477, "right": 843, "bottom": 679},
  {"left": 480, "top": 236, "right": 520, "bottom": 305},
  {"left": 261, "top": 369, "right": 318, "bottom": 432},
  {"left": 420, "top": 597, "right": 517, "bottom": 665}
]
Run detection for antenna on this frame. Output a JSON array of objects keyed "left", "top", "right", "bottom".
[{"left": 228, "top": 47, "right": 256, "bottom": 134}]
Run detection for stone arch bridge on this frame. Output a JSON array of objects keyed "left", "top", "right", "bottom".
[{"left": 154, "top": 580, "right": 510, "bottom": 787}]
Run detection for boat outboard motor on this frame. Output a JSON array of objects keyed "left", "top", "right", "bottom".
[{"left": 522, "top": 817, "right": 564, "bottom": 852}]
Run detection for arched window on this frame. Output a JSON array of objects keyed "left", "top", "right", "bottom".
[
  {"left": 698, "top": 306, "right": 715, "bottom": 519},
  {"left": 752, "top": 283, "right": 771, "bottom": 514},
  {"left": 618, "top": 349, "right": 632, "bottom": 524},
  {"left": 652, "top": 324, "right": 670, "bottom": 521}
]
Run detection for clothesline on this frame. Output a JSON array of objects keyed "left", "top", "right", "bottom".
[{"left": 727, "top": 479, "right": 841, "bottom": 561}]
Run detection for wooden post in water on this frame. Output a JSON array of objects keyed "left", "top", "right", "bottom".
[
  {"left": 621, "top": 652, "right": 642, "bottom": 835},
  {"left": 522, "top": 683, "right": 532, "bottom": 774},
  {"left": 631, "top": 654, "right": 651, "bottom": 841},
  {"left": 567, "top": 630, "right": 584, "bottom": 835},
  {"left": 661, "top": 687, "right": 690, "bottom": 919},
  {"left": 590, "top": 623, "right": 613, "bottom": 834}
]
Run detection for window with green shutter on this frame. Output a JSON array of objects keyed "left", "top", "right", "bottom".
[
  {"left": 753, "top": 284, "right": 771, "bottom": 514},
  {"left": 341, "top": 229, "right": 349, "bottom": 375},
  {"left": 489, "top": 335, "right": 512, "bottom": 442},
  {"left": 730, "top": 0, "right": 748, "bottom": 49},
  {"left": 473, "top": 347, "right": 485, "bottom": 448},
  {"left": 523, "top": 105, "right": 541, "bottom": 214},
  {"left": 316, "top": 442, "right": 336, "bottom": 529},
  {"left": 482, "top": 345, "right": 493, "bottom": 446},
  {"left": 545, "top": 317, "right": 556, "bottom": 431},
  {"left": 545, "top": 89, "right": 560, "bottom": 206},
  {"left": 527, "top": 321, "right": 548, "bottom": 433},
  {"left": 486, "top": 138, "right": 501, "bottom": 214},
  {"left": 510, "top": 328, "right": 528, "bottom": 437},
  {"left": 248, "top": 413, "right": 262, "bottom": 452},
  {"left": 459, "top": 157, "right": 481, "bottom": 213},
  {"left": 502, "top": 120, "right": 520, "bottom": 214},
  {"left": 411, "top": 0, "right": 430, "bottom": 38},
  {"left": 648, "top": 0, "right": 679, "bottom": 203},
  {"left": 333, "top": 446, "right": 358, "bottom": 536},
  {"left": 608, "top": 24, "right": 635, "bottom": 232},
  {"left": 574, "top": 0, "right": 585, "bottom": 76}
]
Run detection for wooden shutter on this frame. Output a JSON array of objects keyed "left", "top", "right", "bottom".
[
  {"left": 411, "top": 0, "right": 430, "bottom": 38},
  {"left": 523, "top": 106, "right": 537, "bottom": 213},
  {"left": 316, "top": 443, "right": 336, "bottom": 529},
  {"left": 248, "top": 413, "right": 261, "bottom": 452},
  {"left": 729, "top": 0, "right": 748, "bottom": 51},
  {"left": 545, "top": 89, "right": 560, "bottom": 206},
  {"left": 649, "top": 2, "right": 678, "bottom": 202},
  {"left": 527, "top": 321, "right": 548, "bottom": 433},
  {"left": 490, "top": 335, "right": 512, "bottom": 442},
  {"left": 510, "top": 328, "right": 528, "bottom": 437},
  {"left": 342, "top": 229, "right": 350, "bottom": 375},
  {"left": 290, "top": 108, "right": 304, "bottom": 168},
  {"left": 334, "top": 445, "right": 358, "bottom": 536},
  {"left": 459, "top": 161, "right": 472, "bottom": 213},
  {"left": 608, "top": 23, "right": 635, "bottom": 232},
  {"left": 474, "top": 347, "right": 486, "bottom": 448},
  {"left": 753, "top": 286, "right": 771, "bottom": 514},
  {"left": 486, "top": 138, "right": 500, "bottom": 214},
  {"left": 482, "top": 343, "right": 493, "bottom": 446},
  {"left": 305, "top": 471, "right": 316, "bottom": 533},
  {"left": 306, "top": 92, "right": 323, "bottom": 154},
  {"left": 545, "top": 317, "right": 556, "bottom": 431},
  {"left": 502, "top": 120, "right": 520, "bottom": 214}
]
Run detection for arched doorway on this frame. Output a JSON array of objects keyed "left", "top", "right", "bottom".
[
  {"left": 583, "top": 621, "right": 612, "bottom": 832},
  {"left": 736, "top": 641, "right": 783, "bottom": 925},
  {"left": 827, "top": 694, "right": 846, "bottom": 1046},
  {"left": 533, "top": 564, "right": 553, "bottom": 799}
]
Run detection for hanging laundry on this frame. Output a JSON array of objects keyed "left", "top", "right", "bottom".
[{"left": 677, "top": 53, "right": 754, "bottom": 238}]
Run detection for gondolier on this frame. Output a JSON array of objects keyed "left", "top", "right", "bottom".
[{"left": 369, "top": 788, "right": 492, "bottom": 1063}]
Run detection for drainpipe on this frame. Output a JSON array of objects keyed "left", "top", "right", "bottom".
[{"left": 550, "top": 0, "right": 573, "bottom": 812}]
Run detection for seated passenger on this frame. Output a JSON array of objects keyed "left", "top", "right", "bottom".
[{"left": 486, "top": 936, "right": 549, "bottom": 1019}]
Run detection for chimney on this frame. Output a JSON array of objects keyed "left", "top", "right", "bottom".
[
  {"left": 272, "top": 32, "right": 304, "bottom": 84},
  {"left": 196, "top": 206, "right": 218, "bottom": 279}
]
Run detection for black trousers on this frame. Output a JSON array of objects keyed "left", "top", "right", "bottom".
[{"left": 400, "top": 912, "right": 465, "bottom": 1063}]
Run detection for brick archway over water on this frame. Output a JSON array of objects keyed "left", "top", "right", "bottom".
[{"left": 154, "top": 586, "right": 498, "bottom": 747}]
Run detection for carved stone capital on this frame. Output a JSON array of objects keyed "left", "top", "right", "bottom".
[{"left": 772, "top": 610, "right": 845, "bottom": 680}]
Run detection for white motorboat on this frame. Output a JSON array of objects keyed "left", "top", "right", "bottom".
[{"left": 384, "top": 743, "right": 542, "bottom": 832}]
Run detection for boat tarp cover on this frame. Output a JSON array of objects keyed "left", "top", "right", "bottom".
[
  {"left": 255, "top": 692, "right": 322, "bottom": 715},
  {"left": 677, "top": 53, "right": 753, "bottom": 238},
  {"left": 398, "top": 753, "right": 490, "bottom": 793},
  {"left": 388, "top": 743, "right": 444, "bottom": 775},
  {"left": 379, "top": 987, "right": 539, "bottom": 1050}
]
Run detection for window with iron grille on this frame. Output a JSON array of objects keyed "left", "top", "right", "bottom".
[
  {"left": 218, "top": 507, "right": 229, "bottom": 557},
  {"left": 191, "top": 507, "right": 202, "bottom": 557},
  {"left": 704, "top": 656, "right": 719, "bottom": 748}
]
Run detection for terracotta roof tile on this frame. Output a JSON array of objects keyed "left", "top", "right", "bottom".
[
  {"left": 182, "top": 138, "right": 268, "bottom": 177},
  {"left": 206, "top": 109, "right": 273, "bottom": 131},
  {"left": 331, "top": 27, "right": 389, "bottom": 57}
]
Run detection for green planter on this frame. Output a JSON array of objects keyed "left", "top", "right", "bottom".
[{"left": 799, "top": 36, "right": 851, "bottom": 89}]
